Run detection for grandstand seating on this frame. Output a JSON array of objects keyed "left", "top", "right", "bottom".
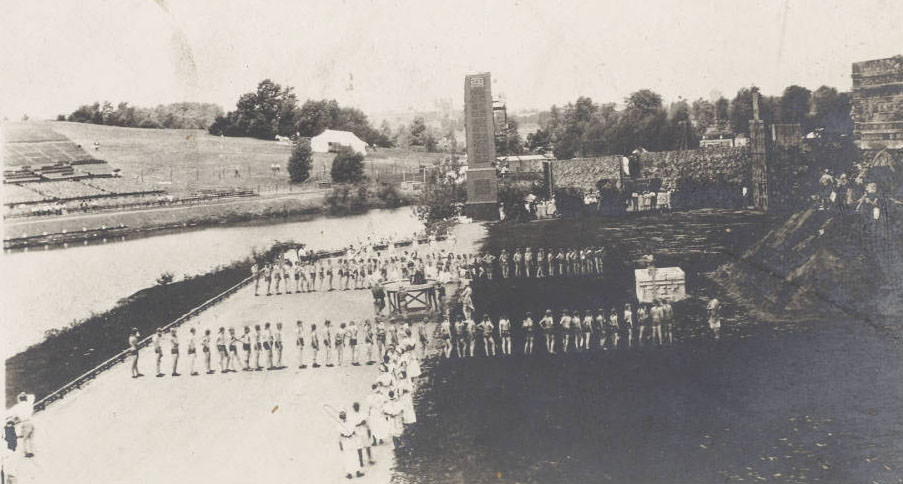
[
  {"left": 83, "top": 177, "right": 162, "bottom": 195},
  {"left": 22, "top": 181, "right": 107, "bottom": 200},
  {"left": 3, "top": 183, "right": 50, "bottom": 204},
  {"left": 2, "top": 122, "right": 95, "bottom": 168}
]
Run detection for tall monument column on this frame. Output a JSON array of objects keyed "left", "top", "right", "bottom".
[
  {"left": 749, "top": 90, "right": 768, "bottom": 211},
  {"left": 464, "top": 72, "right": 500, "bottom": 220}
]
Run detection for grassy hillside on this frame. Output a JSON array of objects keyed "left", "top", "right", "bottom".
[{"left": 50, "top": 121, "right": 445, "bottom": 194}]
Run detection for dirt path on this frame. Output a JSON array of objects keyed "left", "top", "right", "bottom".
[{"left": 12, "top": 285, "right": 395, "bottom": 484}]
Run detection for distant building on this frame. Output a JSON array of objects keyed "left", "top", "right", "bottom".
[
  {"left": 699, "top": 125, "right": 741, "bottom": 148},
  {"left": 770, "top": 124, "right": 802, "bottom": 148},
  {"left": 852, "top": 55, "right": 903, "bottom": 149},
  {"left": 310, "top": 129, "right": 368, "bottom": 155}
]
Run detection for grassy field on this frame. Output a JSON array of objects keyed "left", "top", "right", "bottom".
[{"left": 49, "top": 121, "right": 444, "bottom": 194}]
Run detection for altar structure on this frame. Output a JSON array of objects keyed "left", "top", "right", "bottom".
[{"left": 634, "top": 266, "right": 687, "bottom": 303}]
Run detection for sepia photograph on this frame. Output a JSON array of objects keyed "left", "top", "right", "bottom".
[{"left": 2, "top": 1, "right": 903, "bottom": 482}]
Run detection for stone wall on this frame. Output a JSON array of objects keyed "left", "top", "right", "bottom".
[
  {"left": 549, "top": 156, "right": 622, "bottom": 193},
  {"left": 770, "top": 124, "right": 803, "bottom": 149},
  {"left": 852, "top": 55, "right": 903, "bottom": 149}
]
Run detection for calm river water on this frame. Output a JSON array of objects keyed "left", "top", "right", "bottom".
[{"left": 1, "top": 208, "right": 423, "bottom": 357}]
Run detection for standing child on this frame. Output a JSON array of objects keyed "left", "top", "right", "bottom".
[
  {"left": 202, "top": 329, "right": 212, "bottom": 374},
  {"left": 335, "top": 323, "right": 347, "bottom": 367},
  {"left": 540, "top": 309, "right": 555, "bottom": 353},
  {"left": 323, "top": 320, "right": 335, "bottom": 367},
  {"left": 623, "top": 303, "right": 634, "bottom": 348},
  {"left": 240, "top": 326, "right": 252, "bottom": 370},
  {"left": 215, "top": 327, "right": 227, "bottom": 373},
  {"left": 296, "top": 321, "right": 307, "bottom": 369},
  {"left": 187, "top": 327, "right": 198, "bottom": 375},
  {"left": 310, "top": 323, "right": 321, "bottom": 368},
  {"left": 559, "top": 311, "right": 572, "bottom": 353},
  {"left": 454, "top": 319, "right": 466, "bottom": 358},
  {"left": 274, "top": 322, "right": 284, "bottom": 368},
  {"left": 522, "top": 312, "right": 535, "bottom": 355},
  {"left": 349, "top": 320, "right": 360, "bottom": 366},
  {"left": 153, "top": 329, "right": 164, "bottom": 377},
  {"left": 227, "top": 327, "right": 240, "bottom": 372},
  {"left": 264, "top": 263, "right": 272, "bottom": 296},
  {"left": 128, "top": 329, "right": 141, "bottom": 378},
  {"left": 253, "top": 325, "right": 263, "bottom": 370},
  {"left": 582, "top": 311, "right": 593, "bottom": 351},
  {"left": 169, "top": 329, "right": 180, "bottom": 377},
  {"left": 264, "top": 322, "right": 275, "bottom": 369},
  {"left": 498, "top": 314, "right": 512, "bottom": 355}
]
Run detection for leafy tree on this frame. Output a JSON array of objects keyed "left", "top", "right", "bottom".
[
  {"left": 495, "top": 117, "right": 524, "bottom": 156},
  {"left": 810, "top": 86, "right": 852, "bottom": 137},
  {"left": 526, "top": 128, "right": 552, "bottom": 153},
  {"left": 691, "top": 98, "right": 715, "bottom": 137},
  {"left": 67, "top": 101, "right": 222, "bottom": 129},
  {"left": 325, "top": 184, "right": 369, "bottom": 215},
  {"left": 330, "top": 147, "right": 365, "bottom": 183},
  {"left": 287, "top": 139, "right": 313, "bottom": 183},
  {"left": 730, "top": 87, "right": 757, "bottom": 134},
  {"left": 414, "top": 155, "right": 467, "bottom": 224},
  {"left": 779, "top": 85, "right": 812, "bottom": 129},
  {"left": 208, "top": 79, "right": 297, "bottom": 139}
]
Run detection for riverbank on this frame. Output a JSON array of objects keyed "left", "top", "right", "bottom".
[
  {"left": 4, "top": 259, "right": 253, "bottom": 407},
  {"left": 3, "top": 190, "right": 326, "bottom": 249}
]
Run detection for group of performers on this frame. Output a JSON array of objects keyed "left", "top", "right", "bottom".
[
  {"left": 335, "top": 340, "right": 422, "bottom": 479},
  {"left": 471, "top": 247, "right": 606, "bottom": 280},
  {"left": 128, "top": 319, "right": 431, "bottom": 378},
  {"left": 251, "top": 241, "right": 476, "bottom": 298},
  {"left": 439, "top": 299, "right": 677, "bottom": 358}
]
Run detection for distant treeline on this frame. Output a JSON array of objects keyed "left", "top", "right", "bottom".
[
  {"left": 208, "top": 79, "right": 393, "bottom": 147},
  {"left": 60, "top": 101, "right": 224, "bottom": 129},
  {"left": 525, "top": 85, "right": 853, "bottom": 159}
]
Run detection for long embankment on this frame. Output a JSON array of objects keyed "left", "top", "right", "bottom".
[
  {"left": 4, "top": 260, "right": 254, "bottom": 408},
  {"left": 4, "top": 191, "right": 326, "bottom": 250}
]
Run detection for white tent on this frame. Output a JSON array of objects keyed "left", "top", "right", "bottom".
[{"left": 310, "top": 129, "right": 368, "bottom": 156}]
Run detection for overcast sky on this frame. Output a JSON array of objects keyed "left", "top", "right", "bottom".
[{"left": 1, "top": 0, "right": 901, "bottom": 121}]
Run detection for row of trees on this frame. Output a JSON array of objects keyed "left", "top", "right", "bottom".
[
  {"left": 208, "top": 79, "right": 393, "bottom": 147},
  {"left": 61, "top": 102, "right": 223, "bottom": 129},
  {"left": 526, "top": 85, "right": 853, "bottom": 159}
]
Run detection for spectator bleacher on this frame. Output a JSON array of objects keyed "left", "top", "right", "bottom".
[
  {"left": 3, "top": 183, "right": 50, "bottom": 204},
  {"left": 83, "top": 177, "right": 163, "bottom": 195},
  {"left": 22, "top": 180, "right": 107, "bottom": 199},
  {"left": 2, "top": 123, "right": 95, "bottom": 168}
]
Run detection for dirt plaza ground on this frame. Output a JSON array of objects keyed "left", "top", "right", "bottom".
[{"left": 14, "top": 284, "right": 401, "bottom": 484}]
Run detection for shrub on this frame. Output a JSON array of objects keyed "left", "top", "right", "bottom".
[
  {"left": 156, "top": 272, "right": 174, "bottom": 285},
  {"left": 287, "top": 139, "right": 313, "bottom": 183},
  {"left": 325, "top": 184, "right": 369, "bottom": 215},
  {"left": 376, "top": 183, "right": 407, "bottom": 208},
  {"left": 330, "top": 147, "right": 366, "bottom": 183}
]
